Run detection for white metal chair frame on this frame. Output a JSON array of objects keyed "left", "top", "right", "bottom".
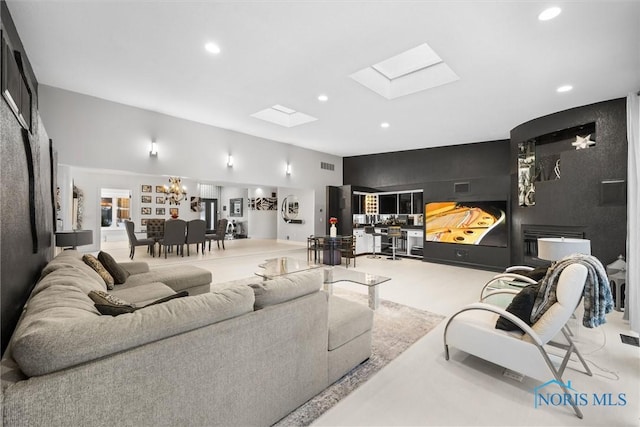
[{"left": 443, "top": 264, "right": 593, "bottom": 419}]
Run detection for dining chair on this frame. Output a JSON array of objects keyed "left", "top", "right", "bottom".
[
  {"left": 340, "top": 235, "right": 356, "bottom": 268},
  {"left": 206, "top": 218, "right": 228, "bottom": 250},
  {"left": 124, "top": 220, "right": 156, "bottom": 259},
  {"left": 159, "top": 219, "right": 186, "bottom": 258},
  {"left": 185, "top": 219, "right": 206, "bottom": 256}
]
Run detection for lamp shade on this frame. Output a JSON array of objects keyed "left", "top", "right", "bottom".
[{"left": 537, "top": 237, "right": 591, "bottom": 261}]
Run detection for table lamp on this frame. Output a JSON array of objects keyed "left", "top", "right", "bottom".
[
  {"left": 537, "top": 237, "right": 591, "bottom": 261},
  {"left": 55, "top": 230, "right": 93, "bottom": 249}
]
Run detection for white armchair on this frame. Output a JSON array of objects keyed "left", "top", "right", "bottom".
[{"left": 443, "top": 263, "right": 592, "bottom": 419}]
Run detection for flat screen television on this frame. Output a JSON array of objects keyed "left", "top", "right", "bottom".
[{"left": 424, "top": 200, "right": 508, "bottom": 247}]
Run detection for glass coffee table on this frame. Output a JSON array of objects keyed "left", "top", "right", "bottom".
[
  {"left": 256, "top": 257, "right": 390, "bottom": 310},
  {"left": 256, "top": 257, "right": 321, "bottom": 279},
  {"left": 323, "top": 267, "right": 391, "bottom": 310}
]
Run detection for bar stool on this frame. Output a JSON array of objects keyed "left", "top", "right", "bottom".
[
  {"left": 387, "top": 226, "right": 402, "bottom": 261},
  {"left": 364, "top": 226, "right": 382, "bottom": 258}
]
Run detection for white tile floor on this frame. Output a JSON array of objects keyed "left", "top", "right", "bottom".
[{"left": 97, "top": 238, "right": 639, "bottom": 426}]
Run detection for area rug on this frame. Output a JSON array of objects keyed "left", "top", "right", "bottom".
[{"left": 274, "top": 289, "right": 445, "bottom": 426}]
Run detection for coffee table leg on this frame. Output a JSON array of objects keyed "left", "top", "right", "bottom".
[{"left": 368, "top": 286, "right": 379, "bottom": 310}]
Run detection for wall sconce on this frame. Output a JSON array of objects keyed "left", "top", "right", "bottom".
[
  {"left": 150, "top": 141, "right": 158, "bottom": 157},
  {"left": 285, "top": 163, "right": 292, "bottom": 175},
  {"left": 227, "top": 154, "right": 234, "bottom": 168}
]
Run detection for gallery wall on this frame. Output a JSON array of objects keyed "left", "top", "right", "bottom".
[{"left": 38, "top": 85, "right": 343, "bottom": 237}]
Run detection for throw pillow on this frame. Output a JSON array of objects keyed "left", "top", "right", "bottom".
[
  {"left": 98, "top": 251, "right": 130, "bottom": 284},
  {"left": 88, "top": 290, "right": 189, "bottom": 316},
  {"left": 88, "top": 290, "right": 136, "bottom": 316},
  {"left": 495, "top": 282, "right": 541, "bottom": 332},
  {"left": 82, "top": 254, "right": 115, "bottom": 290}
]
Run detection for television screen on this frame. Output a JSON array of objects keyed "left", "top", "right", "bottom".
[{"left": 425, "top": 201, "right": 508, "bottom": 247}]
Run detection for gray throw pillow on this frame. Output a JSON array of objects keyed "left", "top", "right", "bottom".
[
  {"left": 83, "top": 254, "right": 115, "bottom": 290},
  {"left": 88, "top": 290, "right": 189, "bottom": 316},
  {"left": 98, "top": 251, "right": 130, "bottom": 284}
]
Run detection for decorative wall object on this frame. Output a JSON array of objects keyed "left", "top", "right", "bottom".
[
  {"left": 141, "top": 195, "right": 152, "bottom": 203},
  {"left": 191, "top": 196, "right": 202, "bottom": 212},
  {"left": 141, "top": 219, "right": 148, "bottom": 226},
  {"left": 156, "top": 208, "right": 165, "bottom": 215},
  {"left": 230, "top": 198, "right": 243, "bottom": 216},
  {"left": 170, "top": 208, "right": 179, "bottom": 218},
  {"left": 156, "top": 196, "right": 165, "bottom": 204},
  {"left": 73, "top": 184, "right": 84, "bottom": 230},
  {"left": 281, "top": 195, "right": 302, "bottom": 223},
  {"left": 517, "top": 139, "right": 536, "bottom": 206},
  {"left": 141, "top": 184, "right": 152, "bottom": 193},
  {"left": 250, "top": 197, "right": 277, "bottom": 210},
  {"left": 155, "top": 185, "right": 164, "bottom": 193},
  {"left": 141, "top": 207, "right": 151, "bottom": 215}
]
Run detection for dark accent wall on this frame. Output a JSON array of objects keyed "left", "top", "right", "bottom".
[
  {"left": 510, "top": 98, "right": 627, "bottom": 266},
  {"left": 343, "top": 139, "right": 512, "bottom": 270},
  {"left": 1, "top": 1, "right": 53, "bottom": 356},
  {"left": 344, "top": 140, "right": 510, "bottom": 189}
]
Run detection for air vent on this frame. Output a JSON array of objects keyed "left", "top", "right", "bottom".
[
  {"left": 454, "top": 182, "right": 470, "bottom": 193},
  {"left": 321, "top": 162, "right": 335, "bottom": 171}
]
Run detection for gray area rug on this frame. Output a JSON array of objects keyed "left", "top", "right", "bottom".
[{"left": 274, "top": 290, "right": 445, "bottom": 426}]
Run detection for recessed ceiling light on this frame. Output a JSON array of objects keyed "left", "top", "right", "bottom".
[
  {"left": 538, "top": 7, "right": 561, "bottom": 21},
  {"left": 381, "top": 122, "right": 390, "bottom": 129},
  {"left": 318, "top": 94, "right": 328, "bottom": 102},
  {"left": 557, "top": 85, "right": 573, "bottom": 93},
  {"left": 204, "top": 42, "right": 221, "bottom": 54}
]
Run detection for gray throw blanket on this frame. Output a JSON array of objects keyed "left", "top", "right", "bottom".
[{"left": 530, "top": 254, "right": 613, "bottom": 328}]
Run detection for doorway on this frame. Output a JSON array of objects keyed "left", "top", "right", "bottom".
[{"left": 200, "top": 198, "right": 218, "bottom": 232}]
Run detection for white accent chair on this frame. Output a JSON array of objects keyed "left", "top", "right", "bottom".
[{"left": 443, "top": 263, "right": 592, "bottom": 419}]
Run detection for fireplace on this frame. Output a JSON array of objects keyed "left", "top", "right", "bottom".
[{"left": 521, "top": 224, "right": 586, "bottom": 266}]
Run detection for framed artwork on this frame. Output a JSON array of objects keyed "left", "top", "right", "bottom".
[
  {"left": 169, "top": 208, "right": 179, "bottom": 217},
  {"left": 190, "top": 196, "right": 202, "bottom": 212},
  {"left": 141, "top": 219, "right": 148, "bottom": 226},
  {"left": 156, "top": 208, "right": 165, "bottom": 215},
  {"left": 141, "top": 195, "right": 152, "bottom": 203},
  {"left": 141, "top": 207, "right": 151, "bottom": 215},
  {"left": 230, "top": 198, "right": 243, "bottom": 217},
  {"left": 156, "top": 196, "right": 165, "bottom": 204},
  {"left": 141, "top": 184, "right": 152, "bottom": 193},
  {"left": 156, "top": 185, "right": 165, "bottom": 193}
]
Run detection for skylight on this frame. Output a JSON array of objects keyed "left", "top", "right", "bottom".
[
  {"left": 350, "top": 43, "right": 459, "bottom": 100},
  {"left": 251, "top": 105, "right": 317, "bottom": 128}
]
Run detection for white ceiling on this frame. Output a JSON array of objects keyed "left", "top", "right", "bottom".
[{"left": 6, "top": 0, "right": 640, "bottom": 157}]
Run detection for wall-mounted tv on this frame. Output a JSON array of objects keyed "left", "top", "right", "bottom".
[{"left": 425, "top": 201, "right": 508, "bottom": 247}]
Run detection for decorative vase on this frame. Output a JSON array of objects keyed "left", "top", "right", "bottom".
[{"left": 330, "top": 224, "right": 337, "bottom": 238}]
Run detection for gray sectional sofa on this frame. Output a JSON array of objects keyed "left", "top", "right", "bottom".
[{"left": 1, "top": 250, "right": 373, "bottom": 426}]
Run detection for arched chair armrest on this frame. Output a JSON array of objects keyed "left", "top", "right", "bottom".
[
  {"left": 505, "top": 265, "right": 534, "bottom": 272},
  {"left": 479, "top": 288, "right": 520, "bottom": 303},
  {"left": 443, "top": 302, "right": 544, "bottom": 359},
  {"left": 490, "top": 273, "right": 538, "bottom": 284}
]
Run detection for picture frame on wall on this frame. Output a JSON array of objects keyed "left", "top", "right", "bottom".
[
  {"left": 141, "top": 207, "right": 151, "bottom": 215},
  {"left": 156, "top": 185, "right": 165, "bottom": 193},
  {"left": 169, "top": 208, "right": 179, "bottom": 217},
  {"left": 156, "top": 196, "right": 165, "bottom": 204},
  {"left": 141, "top": 195, "right": 152, "bottom": 203},
  {"left": 230, "top": 198, "right": 243, "bottom": 217},
  {"left": 141, "top": 185, "right": 152, "bottom": 193},
  {"left": 141, "top": 219, "right": 148, "bottom": 226},
  {"left": 156, "top": 208, "right": 165, "bottom": 215}
]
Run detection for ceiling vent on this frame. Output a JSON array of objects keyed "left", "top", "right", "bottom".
[
  {"left": 251, "top": 104, "right": 317, "bottom": 128},
  {"left": 349, "top": 43, "right": 459, "bottom": 100}
]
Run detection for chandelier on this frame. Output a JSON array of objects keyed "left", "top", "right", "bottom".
[{"left": 163, "top": 177, "right": 187, "bottom": 205}]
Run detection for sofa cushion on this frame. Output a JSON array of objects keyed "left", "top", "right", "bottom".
[
  {"left": 82, "top": 254, "right": 115, "bottom": 290},
  {"left": 124, "top": 265, "right": 211, "bottom": 292},
  {"left": 110, "top": 282, "right": 176, "bottom": 306},
  {"left": 40, "top": 250, "right": 107, "bottom": 291},
  {"left": 328, "top": 296, "right": 374, "bottom": 351},
  {"left": 249, "top": 270, "right": 323, "bottom": 310},
  {"left": 98, "top": 251, "right": 130, "bottom": 284},
  {"left": 11, "top": 284, "right": 255, "bottom": 377}
]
